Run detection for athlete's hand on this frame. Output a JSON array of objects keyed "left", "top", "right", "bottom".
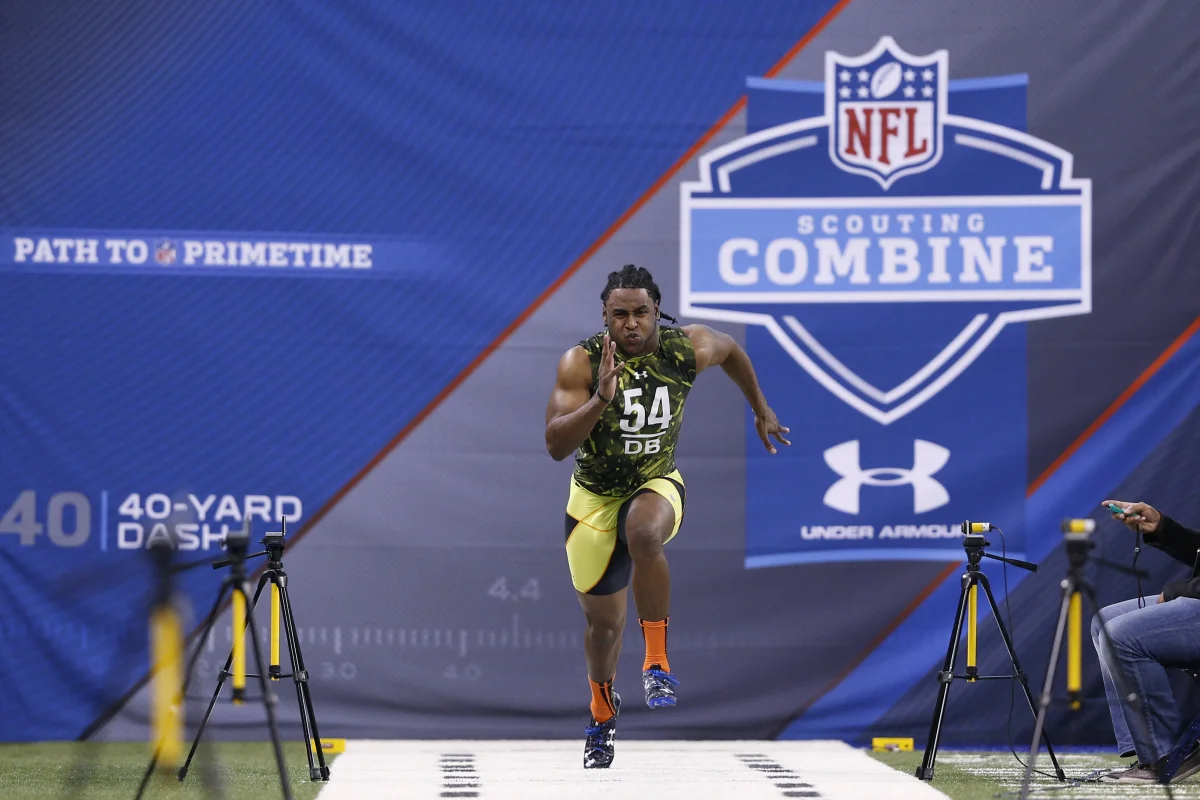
[
  {"left": 1102, "top": 500, "right": 1161, "bottom": 535},
  {"left": 596, "top": 333, "right": 622, "bottom": 404},
  {"left": 754, "top": 405, "right": 790, "bottom": 455}
]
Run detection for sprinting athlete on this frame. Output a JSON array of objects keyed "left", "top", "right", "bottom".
[{"left": 544, "top": 264, "right": 789, "bottom": 768}]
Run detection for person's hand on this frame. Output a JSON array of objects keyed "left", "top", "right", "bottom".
[
  {"left": 753, "top": 405, "right": 791, "bottom": 455},
  {"left": 1103, "top": 500, "right": 1162, "bottom": 535},
  {"left": 1159, "top": 593, "right": 1166, "bottom": 604},
  {"left": 595, "top": 333, "right": 622, "bottom": 404}
]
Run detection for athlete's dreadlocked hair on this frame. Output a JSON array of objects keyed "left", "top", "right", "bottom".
[{"left": 600, "top": 264, "right": 678, "bottom": 323}]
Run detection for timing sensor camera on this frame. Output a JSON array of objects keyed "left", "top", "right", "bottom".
[
  {"left": 960, "top": 520, "right": 992, "bottom": 549},
  {"left": 223, "top": 523, "right": 251, "bottom": 555}
]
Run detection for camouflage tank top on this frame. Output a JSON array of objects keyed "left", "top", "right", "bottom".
[{"left": 572, "top": 326, "right": 696, "bottom": 496}]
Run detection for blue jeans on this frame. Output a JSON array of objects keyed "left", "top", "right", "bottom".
[{"left": 1091, "top": 595, "right": 1200, "bottom": 763}]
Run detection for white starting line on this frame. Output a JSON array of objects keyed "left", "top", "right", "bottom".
[{"left": 314, "top": 740, "right": 948, "bottom": 800}]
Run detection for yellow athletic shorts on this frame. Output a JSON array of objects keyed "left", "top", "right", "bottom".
[{"left": 564, "top": 470, "right": 685, "bottom": 595}]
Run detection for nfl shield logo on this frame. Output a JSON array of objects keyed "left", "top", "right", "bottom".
[
  {"left": 155, "top": 238, "right": 177, "bottom": 265},
  {"left": 827, "top": 36, "right": 947, "bottom": 189},
  {"left": 680, "top": 35, "right": 1090, "bottom": 567}
]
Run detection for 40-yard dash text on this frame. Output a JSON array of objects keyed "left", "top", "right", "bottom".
[{"left": 116, "top": 492, "right": 302, "bottom": 550}]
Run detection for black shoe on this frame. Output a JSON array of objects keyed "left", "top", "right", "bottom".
[
  {"left": 1103, "top": 761, "right": 1156, "bottom": 784},
  {"left": 1103, "top": 756, "right": 1169, "bottom": 785},
  {"left": 583, "top": 691, "right": 621, "bottom": 769},
  {"left": 642, "top": 664, "right": 679, "bottom": 709}
]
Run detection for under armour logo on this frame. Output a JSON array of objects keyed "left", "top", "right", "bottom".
[
  {"left": 823, "top": 439, "right": 950, "bottom": 514},
  {"left": 631, "top": 369, "right": 647, "bottom": 380}
]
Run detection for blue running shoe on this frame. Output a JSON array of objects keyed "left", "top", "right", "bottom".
[
  {"left": 642, "top": 664, "right": 679, "bottom": 708},
  {"left": 583, "top": 690, "right": 620, "bottom": 769}
]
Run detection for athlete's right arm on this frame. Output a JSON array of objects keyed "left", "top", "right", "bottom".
[{"left": 545, "top": 340, "right": 617, "bottom": 461}]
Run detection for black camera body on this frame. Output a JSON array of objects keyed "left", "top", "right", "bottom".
[
  {"left": 224, "top": 523, "right": 251, "bottom": 557},
  {"left": 1064, "top": 530, "right": 1095, "bottom": 569},
  {"left": 263, "top": 529, "right": 285, "bottom": 567},
  {"left": 963, "top": 533, "right": 987, "bottom": 549}
]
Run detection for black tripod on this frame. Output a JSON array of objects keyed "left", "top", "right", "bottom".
[
  {"left": 234, "top": 519, "right": 330, "bottom": 782},
  {"left": 916, "top": 522, "right": 1065, "bottom": 782},
  {"left": 136, "top": 519, "right": 327, "bottom": 799},
  {"left": 1018, "top": 520, "right": 1159, "bottom": 799}
]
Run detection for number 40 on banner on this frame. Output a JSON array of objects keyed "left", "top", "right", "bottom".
[{"left": 0, "top": 490, "right": 91, "bottom": 547}]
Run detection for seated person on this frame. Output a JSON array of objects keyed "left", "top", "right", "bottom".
[{"left": 1093, "top": 500, "right": 1200, "bottom": 784}]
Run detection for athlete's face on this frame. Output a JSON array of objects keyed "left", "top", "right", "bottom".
[{"left": 604, "top": 288, "right": 658, "bottom": 356}]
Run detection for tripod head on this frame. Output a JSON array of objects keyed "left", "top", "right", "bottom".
[
  {"left": 225, "top": 521, "right": 251, "bottom": 557},
  {"left": 1062, "top": 518, "right": 1095, "bottom": 571},
  {"left": 961, "top": 520, "right": 1038, "bottom": 573},
  {"left": 212, "top": 518, "right": 288, "bottom": 570},
  {"left": 1061, "top": 518, "right": 1149, "bottom": 579},
  {"left": 263, "top": 519, "right": 286, "bottom": 569},
  {"left": 210, "top": 518, "right": 254, "bottom": 576}
]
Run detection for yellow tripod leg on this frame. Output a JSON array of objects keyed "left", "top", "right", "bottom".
[
  {"left": 232, "top": 589, "right": 246, "bottom": 704},
  {"left": 966, "top": 582, "right": 978, "bottom": 681},
  {"left": 270, "top": 582, "right": 280, "bottom": 681},
  {"left": 150, "top": 606, "right": 183, "bottom": 768},
  {"left": 1068, "top": 592, "right": 1082, "bottom": 709}
]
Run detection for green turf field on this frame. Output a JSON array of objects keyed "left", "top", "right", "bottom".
[
  {"left": 0, "top": 742, "right": 334, "bottom": 800},
  {"left": 870, "top": 749, "right": 1200, "bottom": 799}
]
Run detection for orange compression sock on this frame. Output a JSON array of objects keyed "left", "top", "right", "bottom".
[
  {"left": 589, "top": 677, "right": 618, "bottom": 723},
  {"left": 640, "top": 618, "right": 670, "bottom": 672}
]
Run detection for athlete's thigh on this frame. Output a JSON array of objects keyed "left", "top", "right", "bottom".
[
  {"left": 565, "top": 480, "right": 632, "bottom": 594},
  {"left": 622, "top": 492, "right": 674, "bottom": 547},
  {"left": 620, "top": 473, "right": 685, "bottom": 548}
]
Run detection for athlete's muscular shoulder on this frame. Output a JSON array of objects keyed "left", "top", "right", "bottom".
[
  {"left": 656, "top": 326, "right": 697, "bottom": 382},
  {"left": 558, "top": 344, "right": 595, "bottom": 383},
  {"left": 546, "top": 345, "right": 594, "bottom": 422},
  {"left": 680, "top": 323, "right": 734, "bottom": 373}
]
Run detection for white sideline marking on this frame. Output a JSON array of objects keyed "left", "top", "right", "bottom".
[{"left": 315, "top": 739, "right": 948, "bottom": 799}]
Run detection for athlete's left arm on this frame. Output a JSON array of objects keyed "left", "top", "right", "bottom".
[{"left": 683, "top": 324, "right": 790, "bottom": 455}]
